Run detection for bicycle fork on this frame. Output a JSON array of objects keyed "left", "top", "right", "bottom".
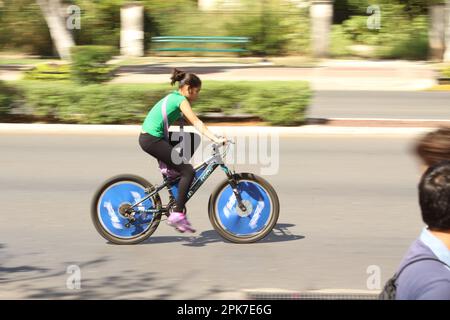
[{"left": 221, "top": 165, "right": 247, "bottom": 212}]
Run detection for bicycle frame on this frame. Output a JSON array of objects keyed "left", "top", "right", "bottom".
[{"left": 129, "top": 143, "right": 246, "bottom": 215}]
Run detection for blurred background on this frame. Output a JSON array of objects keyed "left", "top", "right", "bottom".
[
  {"left": 0, "top": 0, "right": 449, "bottom": 300},
  {"left": 1, "top": 0, "right": 450, "bottom": 124}
]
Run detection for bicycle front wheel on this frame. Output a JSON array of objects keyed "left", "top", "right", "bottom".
[{"left": 208, "top": 173, "right": 279, "bottom": 243}]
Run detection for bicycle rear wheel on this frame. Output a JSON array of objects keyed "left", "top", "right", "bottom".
[{"left": 91, "top": 174, "right": 162, "bottom": 245}]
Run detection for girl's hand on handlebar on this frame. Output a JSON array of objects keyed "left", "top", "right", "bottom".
[{"left": 214, "top": 136, "right": 228, "bottom": 145}]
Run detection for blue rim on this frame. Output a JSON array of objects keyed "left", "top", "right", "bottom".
[
  {"left": 97, "top": 181, "right": 155, "bottom": 239},
  {"left": 215, "top": 180, "right": 273, "bottom": 237}
]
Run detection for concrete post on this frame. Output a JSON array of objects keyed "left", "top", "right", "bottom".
[
  {"left": 429, "top": 4, "right": 446, "bottom": 61},
  {"left": 444, "top": 1, "right": 450, "bottom": 62},
  {"left": 310, "top": 0, "right": 333, "bottom": 58},
  {"left": 198, "top": 0, "right": 218, "bottom": 11},
  {"left": 120, "top": 2, "right": 144, "bottom": 57}
]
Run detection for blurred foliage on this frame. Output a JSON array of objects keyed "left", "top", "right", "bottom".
[
  {"left": 16, "top": 81, "right": 159, "bottom": 123},
  {"left": 334, "top": 0, "right": 435, "bottom": 23},
  {"left": 330, "top": 25, "right": 354, "bottom": 58},
  {"left": 375, "top": 13, "right": 429, "bottom": 59},
  {"left": 70, "top": 45, "right": 117, "bottom": 84},
  {"left": 72, "top": 0, "right": 123, "bottom": 47},
  {"left": 24, "top": 63, "right": 71, "bottom": 80},
  {"left": 195, "top": 81, "right": 312, "bottom": 125},
  {"left": 0, "top": 80, "right": 20, "bottom": 116},
  {"left": 0, "top": 0, "right": 311, "bottom": 57},
  {"left": 13, "top": 80, "right": 311, "bottom": 125},
  {"left": 141, "top": 0, "right": 310, "bottom": 56},
  {"left": 335, "top": 0, "right": 441, "bottom": 16},
  {"left": 331, "top": 1, "right": 430, "bottom": 59},
  {"left": 243, "top": 82, "right": 311, "bottom": 125},
  {"left": 224, "top": 0, "right": 310, "bottom": 56},
  {"left": 0, "top": 0, "right": 53, "bottom": 55},
  {"left": 0, "top": 0, "right": 440, "bottom": 59}
]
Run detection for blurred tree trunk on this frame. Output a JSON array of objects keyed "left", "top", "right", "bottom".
[{"left": 36, "top": 0, "right": 74, "bottom": 60}]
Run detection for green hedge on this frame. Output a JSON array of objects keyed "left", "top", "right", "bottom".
[
  {"left": 441, "top": 66, "right": 450, "bottom": 78},
  {"left": 70, "top": 46, "right": 117, "bottom": 84},
  {"left": 15, "top": 81, "right": 311, "bottom": 125}
]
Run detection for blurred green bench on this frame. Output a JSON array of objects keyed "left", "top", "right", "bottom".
[{"left": 151, "top": 36, "right": 250, "bottom": 53}]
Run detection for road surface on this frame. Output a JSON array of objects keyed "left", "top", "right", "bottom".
[{"left": 0, "top": 133, "right": 425, "bottom": 299}]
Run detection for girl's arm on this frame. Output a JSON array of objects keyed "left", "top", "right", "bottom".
[{"left": 180, "top": 99, "right": 224, "bottom": 143}]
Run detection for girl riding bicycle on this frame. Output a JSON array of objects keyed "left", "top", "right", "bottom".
[{"left": 139, "top": 69, "right": 227, "bottom": 233}]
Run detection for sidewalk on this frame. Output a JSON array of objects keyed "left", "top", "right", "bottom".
[
  {"left": 0, "top": 57, "right": 438, "bottom": 91},
  {"left": 109, "top": 59, "right": 437, "bottom": 91}
]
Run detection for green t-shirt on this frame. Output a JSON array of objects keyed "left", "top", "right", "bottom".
[{"left": 142, "top": 90, "right": 187, "bottom": 138}]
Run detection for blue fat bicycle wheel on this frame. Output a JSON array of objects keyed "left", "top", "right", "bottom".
[
  {"left": 91, "top": 174, "right": 162, "bottom": 245},
  {"left": 208, "top": 173, "right": 279, "bottom": 243}
]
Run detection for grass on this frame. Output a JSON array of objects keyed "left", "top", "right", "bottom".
[
  {"left": 0, "top": 57, "right": 60, "bottom": 66},
  {"left": 425, "top": 84, "right": 450, "bottom": 91},
  {"left": 111, "top": 55, "right": 319, "bottom": 67}
]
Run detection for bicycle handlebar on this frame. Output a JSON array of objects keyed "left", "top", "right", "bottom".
[{"left": 212, "top": 139, "right": 234, "bottom": 148}]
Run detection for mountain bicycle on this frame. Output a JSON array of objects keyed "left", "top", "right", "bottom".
[{"left": 91, "top": 141, "right": 279, "bottom": 244}]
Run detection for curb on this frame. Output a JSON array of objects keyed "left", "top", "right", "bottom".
[
  {"left": 209, "top": 288, "right": 380, "bottom": 300},
  {"left": 0, "top": 123, "right": 438, "bottom": 136},
  {"left": 242, "top": 288, "right": 380, "bottom": 300},
  {"left": 308, "top": 118, "right": 450, "bottom": 128}
]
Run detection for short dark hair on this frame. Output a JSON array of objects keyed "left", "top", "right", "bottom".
[
  {"left": 170, "top": 68, "right": 201, "bottom": 88},
  {"left": 419, "top": 160, "right": 450, "bottom": 230},
  {"left": 415, "top": 127, "right": 450, "bottom": 167}
]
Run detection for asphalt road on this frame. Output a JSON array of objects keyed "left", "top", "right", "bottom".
[
  {"left": 0, "top": 133, "right": 426, "bottom": 299},
  {"left": 309, "top": 91, "right": 450, "bottom": 120}
]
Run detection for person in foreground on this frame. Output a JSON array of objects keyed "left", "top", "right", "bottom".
[{"left": 394, "top": 160, "right": 450, "bottom": 300}]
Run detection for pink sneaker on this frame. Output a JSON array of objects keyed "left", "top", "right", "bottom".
[
  {"left": 167, "top": 212, "right": 196, "bottom": 233},
  {"left": 177, "top": 217, "right": 196, "bottom": 233}
]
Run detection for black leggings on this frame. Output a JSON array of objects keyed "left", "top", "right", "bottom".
[{"left": 139, "top": 131, "right": 200, "bottom": 212}]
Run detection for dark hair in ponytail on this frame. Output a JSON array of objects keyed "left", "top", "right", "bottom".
[{"left": 170, "top": 68, "right": 202, "bottom": 88}]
